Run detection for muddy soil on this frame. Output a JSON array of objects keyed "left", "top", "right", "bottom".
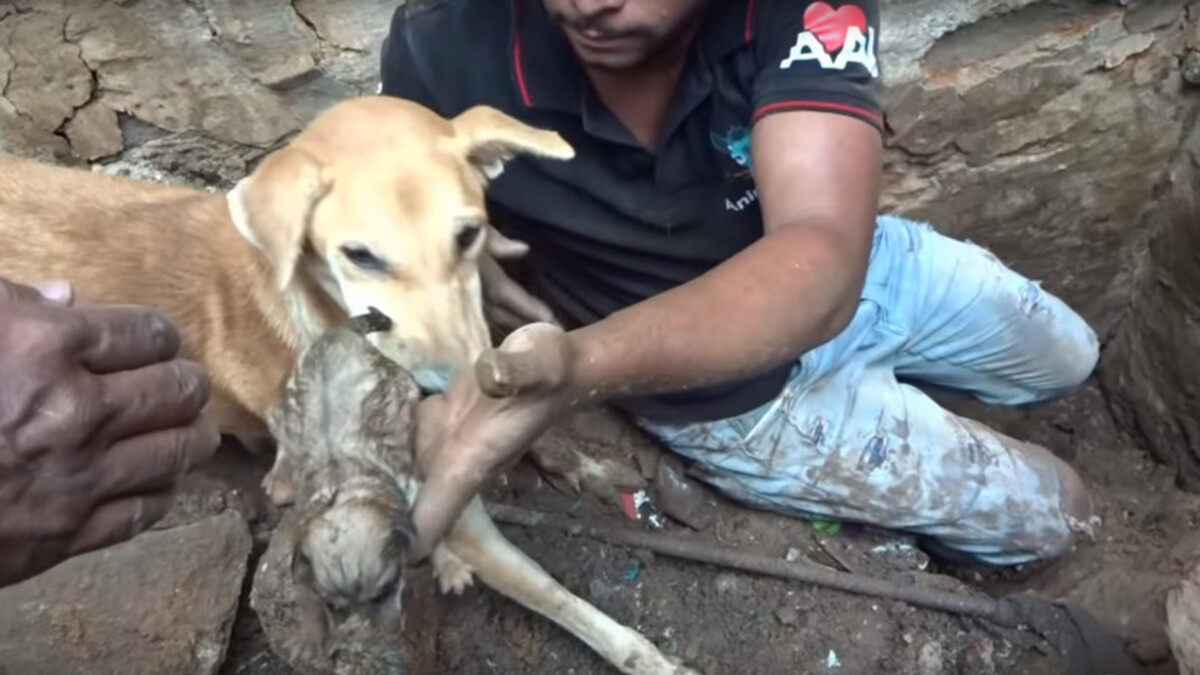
[{"left": 218, "top": 378, "right": 1200, "bottom": 675}]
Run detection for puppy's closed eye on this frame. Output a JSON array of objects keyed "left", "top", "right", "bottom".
[{"left": 370, "top": 576, "right": 401, "bottom": 605}]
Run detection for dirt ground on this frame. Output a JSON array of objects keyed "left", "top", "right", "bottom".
[{"left": 215, "top": 376, "right": 1200, "bottom": 675}]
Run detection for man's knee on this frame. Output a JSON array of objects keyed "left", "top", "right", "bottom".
[
  {"left": 1039, "top": 306, "right": 1100, "bottom": 395},
  {"left": 997, "top": 287, "right": 1101, "bottom": 405}
]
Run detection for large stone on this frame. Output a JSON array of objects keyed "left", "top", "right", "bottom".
[
  {"left": 64, "top": 1, "right": 306, "bottom": 147},
  {"left": 879, "top": 0, "right": 1191, "bottom": 333},
  {"left": 293, "top": 0, "right": 397, "bottom": 92},
  {"left": 199, "top": 0, "right": 320, "bottom": 89},
  {"left": 64, "top": 99, "right": 123, "bottom": 160},
  {"left": 1, "top": 8, "right": 93, "bottom": 134},
  {"left": 1100, "top": 120, "right": 1200, "bottom": 491},
  {"left": 0, "top": 511, "right": 252, "bottom": 675}
]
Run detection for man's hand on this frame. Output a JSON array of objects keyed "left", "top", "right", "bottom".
[
  {"left": 410, "top": 322, "right": 576, "bottom": 559},
  {"left": 0, "top": 277, "right": 220, "bottom": 587},
  {"left": 480, "top": 227, "right": 559, "bottom": 333}
]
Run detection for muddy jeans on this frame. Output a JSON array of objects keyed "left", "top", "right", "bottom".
[{"left": 636, "top": 215, "right": 1101, "bottom": 567}]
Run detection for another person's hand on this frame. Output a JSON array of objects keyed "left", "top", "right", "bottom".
[
  {"left": 0, "top": 277, "right": 220, "bottom": 588},
  {"left": 480, "top": 228, "right": 559, "bottom": 333},
  {"left": 410, "top": 322, "right": 576, "bottom": 559}
]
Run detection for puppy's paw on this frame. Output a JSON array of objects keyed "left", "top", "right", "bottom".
[
  {"left": 281, "top": 627, "right": 328, "bottom": 668},
  {"left": 262, "top": 473, "right": 295, "bottom": 507},
  {"left": 431, "top": 545, "right": 475, "bottom": 595}
]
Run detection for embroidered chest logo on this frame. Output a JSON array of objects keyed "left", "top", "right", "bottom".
[
  {"left": 780, "top": 2, "right": 879, "bottom": 78},
  {"left": 711, "top": 125, "right": 753, "bottom": 173},
  {"left": 710, "top": 125, "right": 759, "bottom": 212}
]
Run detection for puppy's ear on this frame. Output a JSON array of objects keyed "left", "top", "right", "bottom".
[
  {"left": 388, "top": 513, "right": 418, "bottom": 555},
  {"left": 451, "top": 105, "right": 575, "bottom": 181},
  {"left": 228, "top": 147, "right": 332, "bottom": 289}
]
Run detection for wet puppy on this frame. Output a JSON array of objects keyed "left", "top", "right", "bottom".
[
  {"left": 260, "top": 307, "right": 421, "bottom": 669},
  {"left": 256, "top": 309, "right": 701, "bottom": 675}
]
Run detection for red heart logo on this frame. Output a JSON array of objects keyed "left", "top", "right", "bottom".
[{"left": 803, "top": 2, "right": 868, "bottom": 54}]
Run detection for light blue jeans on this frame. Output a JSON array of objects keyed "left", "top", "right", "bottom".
[{"left": 636, "top": 215, "right": 1100, "bottom": 566}]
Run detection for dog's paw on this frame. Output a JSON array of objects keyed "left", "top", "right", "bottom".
[
  {"left": 529, "top": 443, "right": 645, "bottom": 501},
  {"left": 668, "top": 654, "right": 704, "bottom": 675},
  {"left": 431, "top": 545, "right": 475, "bottom": 595}
]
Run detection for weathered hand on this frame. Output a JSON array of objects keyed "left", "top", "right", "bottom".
[
  {"left": 480, "top": 227, "right": 559, "bottom": 333},
  {"left": 410, "top": 322, "right": 576, "bottom": 559},
  {"left": 0, "top": 277, "right": 220, "bottom": 588}
]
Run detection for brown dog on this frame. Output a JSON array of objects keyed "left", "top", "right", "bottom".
[{"left": 0, "top": 96, "right": 570, "bottom": 439}]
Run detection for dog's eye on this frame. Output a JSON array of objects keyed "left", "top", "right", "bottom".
[
  {"left": 340, "top": 245, "right": 388, "bottom": 272},
  {"left": 455, "top": 224, "right": 483, "bottom": 254}
]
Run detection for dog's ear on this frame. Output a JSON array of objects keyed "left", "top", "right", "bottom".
[
  {"left": 451, "top": 105, "right": 575, "bottom": 181},
  {"left": 227, "top": 147, "right": 332, "bottom": 290}
]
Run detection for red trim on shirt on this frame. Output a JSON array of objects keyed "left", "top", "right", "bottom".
[
  {"left": 744, "top": 0, "right": 757, "bottom": 43},
  {"left": 512, "top": 0, "right": 532, "bottom": 107},
  {"left": 752, "top": 100, "right": 882, "bottom": 126}
]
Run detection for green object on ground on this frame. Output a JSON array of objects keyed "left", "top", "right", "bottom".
[{"left": 810, "top": 518, "right": 842, "bottom": 535}]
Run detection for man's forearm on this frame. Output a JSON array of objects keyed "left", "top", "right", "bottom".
[{"left": 565, "top": 220, "right": 870, "bottom": 405}]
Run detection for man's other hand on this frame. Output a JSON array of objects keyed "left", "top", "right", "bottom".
[
  {"left": 0, "top": 277, "right": 220, "bottom": 588},
  {"left": 480, "top": 227, "right": 559, "bottom": 333}
]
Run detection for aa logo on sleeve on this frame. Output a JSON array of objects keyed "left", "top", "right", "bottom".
[{"left": 780, "top": 2, "right": 879, "bottom": 78}]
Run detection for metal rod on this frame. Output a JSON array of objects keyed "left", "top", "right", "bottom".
[{"left": 487, "top": 502, "right": 1018, "bottom": 626}]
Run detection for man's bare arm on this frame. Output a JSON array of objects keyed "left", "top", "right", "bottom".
[{"left": 565, "top": 111, "right": 882, "bottom": 401}]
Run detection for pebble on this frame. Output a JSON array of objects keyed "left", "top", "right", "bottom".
[
  {"left": 917, "top": 641, "right": 945, "bottom": 675},
  {"left": 775, "top": 605, "right": 799, "bottom": 626},
  {"left": 713, "top": 572, "right": 741, "bottom": 595}
]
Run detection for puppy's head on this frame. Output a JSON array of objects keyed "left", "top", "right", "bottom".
[
  {"left": 291, "top": 492, "right": 415, "bottom": 635},
  {"left": 228, "top": 96, "right": 574, "bottom": 389}
]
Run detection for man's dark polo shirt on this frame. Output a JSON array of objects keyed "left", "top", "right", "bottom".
[{"left": 381, "top": 0, "right": 883, "bottom": 424}]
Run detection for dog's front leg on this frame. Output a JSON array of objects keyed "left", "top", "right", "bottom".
[{"left": 436, "top": 496, "right": 701, "bottom": 675}]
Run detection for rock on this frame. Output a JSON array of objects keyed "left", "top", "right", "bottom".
[
  {"left": 916, "top": 641, "right": 945, "bottom": 675},
  {"left": 0, "top": 511, "right": 252, "bottom": 675},
  {"left": 1183, "top": 50, "right": 1200, "bottom": 85},
  {"left": 960, "top": 635, "right": 998, "bottom": 675},
  {"left": 713, "top": 572, "right": 744, "bottom": 596},
  {"left": 1101, "top": 124, "right": 1200, "bottom": 490},
  {"left": 775, "top": 605, "right": 799, "bottom": 626},
  {"left": 880, "top": 1, "right": 1191, "bottom": 330},
  {"left": 1, "top": 9, "right": 93, "bottom": 133},
  {"left": 294, "top": 0, "right": 395, "bottom": 51},
  {"left": 199, "top": 0, "right": 320, "bottom": 88},
  {"left": 293, "top": 0, "right": 397, "bottom": 91},
  {"left": 1167, "top": 561, "right": 1200, "bottom": 675},
  {"left": 95, "top": 131, "right": 263, "bottom": 190},
  {"left": 64, "top": 100, "right": 123, "bottom": 160}
]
